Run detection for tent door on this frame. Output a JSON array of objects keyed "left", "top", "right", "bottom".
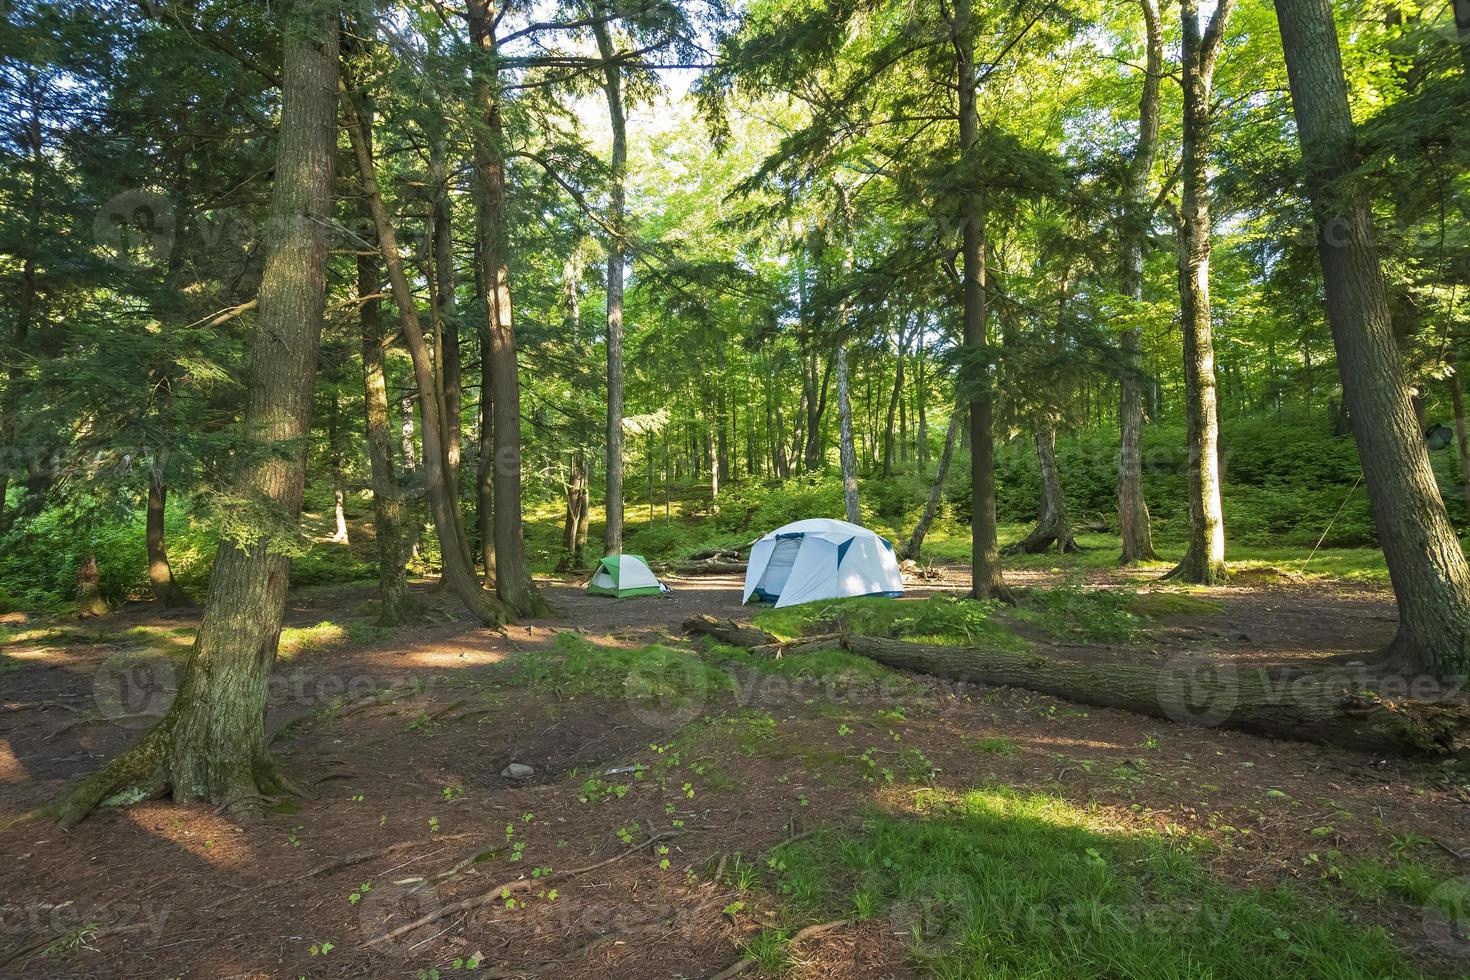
[{"left": 756, "top": 536, "right": 803, "bottom": 599}]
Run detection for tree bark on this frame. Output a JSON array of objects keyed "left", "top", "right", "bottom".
[
  {"left": 343, "top": 83, "right": 511, "bottom": 626},
  {"left": 146, "top": 472, "right": 193, "bottom": 607},
  {"left": 950, "top": 0, "right": 1011, "bottom": 602},
  {"left": 1166, "top": 0, "right": 1233, "bottom": 586},
  {"left": 1118, "top": 0, "right": 1163, "bottom": 564},
  {"left": 1007, "top": 424, "right": 1080, "bottom": 554},
  {"left": 75, "top": 552, "right": 107, "bottom": 618},
  {"left": 356, "top": 183, "right": 414, "bottom": 626},
  {"left": 901, "top": 399, "right": 963, "bottom": 561},
  {"left": 1449, "top": 345, "right": 1470, "bottom": 515},
  {"left": 1275, "top": 0, "right": 1470, "bottom": 679},
  {"left": 52, "top": 1, "right": 340, "bottom": 826},
  {"left": 468, "top": 0, "right": 549, "bottom": 617},
  {"left": 593, "top": 14, "right": 626, "bottom": 557}
]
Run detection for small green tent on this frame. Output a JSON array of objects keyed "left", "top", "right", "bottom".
[{"left": 586, "top": 554, "right": 668, "bottom": 598}]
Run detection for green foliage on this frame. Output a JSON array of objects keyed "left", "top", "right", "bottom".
[
  {"left": 1015, "top": 584, "right": 1143, "bottom": 644},
  {"left": 764, "top": 789, "right": 1419, "bottom": 977},
  {"left": 754, "top": 595, "right": 1026, "bottom": 651}
]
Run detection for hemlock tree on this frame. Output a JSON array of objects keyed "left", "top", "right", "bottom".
[
  {"left": 1274, "top": 0, "right": 1470, "bottom": 679},
  {"left": 594, "top": 7, "right": 629, "bottom": 557},
  {"left": 1166, "top": 0, "right": 1234, "bottom": 586},
  {"left": 1116, "top": 0, "right": 1164, "bottom": 564},
  {"left": 53, "top": 0, "right": 341, "bottom": 825}
]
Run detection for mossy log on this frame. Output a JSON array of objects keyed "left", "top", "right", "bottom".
[
  {"left": 683, "top": 617, "right": 1470, "bottom": 756},
  {"left": 672, "top": 559, "right": 748, "bottom": 576}
]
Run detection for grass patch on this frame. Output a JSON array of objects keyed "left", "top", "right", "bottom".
[
  {"left": 1128, "top": 591, "right": 1225, "bottom": 618},
  {"left": 970, "top": 735, "right": 1018, "bottom": 757},
  {"left": 509, "top": 631, "right": 732, "bottom": 706},
  {"left": 1330, "top": 855, "right": 1469, "bottom": 926},
  {"left": 754, "top": 595, "right": 1027, "bottom": 651},
  {"left": 278, "top": 620, "right": 349, "bottom": 659},
  {"left": 702, "top": 641, "right": 894, "bottom": 685},
  {"left": 762, "top": 788, "right": 1421, "bottom": 978}
]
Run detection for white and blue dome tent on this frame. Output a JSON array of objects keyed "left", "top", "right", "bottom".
[{"left": 742, "top": 518, "right": 904, "bottom": 608}]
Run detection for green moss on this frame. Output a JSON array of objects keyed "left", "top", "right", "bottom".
[{"left": 1128, "top": 591, "right": 1225, "bottom": 618}]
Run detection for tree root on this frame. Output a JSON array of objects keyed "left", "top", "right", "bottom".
[
  {"left": 709, "top": 919, "right": 852, "bottom": 980},
  {"left": 364, "top": 831, "right": 680, "bottom": 947}
]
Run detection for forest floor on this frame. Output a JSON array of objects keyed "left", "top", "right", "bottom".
[{"left": 2, "top": 562, "right": 1469, "bottom": 978}]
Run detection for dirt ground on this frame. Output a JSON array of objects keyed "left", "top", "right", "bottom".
[{"left": 2, "top": 567, "right": 1469, "bottom": 978}]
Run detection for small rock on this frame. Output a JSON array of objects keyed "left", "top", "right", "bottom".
[{"left": 501, "top": 763, "right": 535, "bottom": 779}]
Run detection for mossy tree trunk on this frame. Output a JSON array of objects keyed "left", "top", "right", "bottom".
[
  {"left": 1275, "top": 0, "right": 1470, "bottom": 680},
  {"left": 53, "top": 1, "right": 340, "bottom": 826},
  {"left": 355, "top": 127, "right": 414, "bottom": 627},
  {"left": 1166, "top": 0, "right": 1233, "bottom": 586}
]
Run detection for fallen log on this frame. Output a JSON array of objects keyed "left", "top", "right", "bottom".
[
  {"left": 685, "top": 616, "right": 1470, "bottom": 756},
  {"left": 843, "top": 635, "right": 1469, "bottom": 757},
  {"left": 684, "top": 615, "right": 841, "bottom": 657},
  {"left": 684, "top": 615, "right": 778, "bottom": 648},
  {"left": 671, "top": 558, "right": 748, "bottom": 575}
]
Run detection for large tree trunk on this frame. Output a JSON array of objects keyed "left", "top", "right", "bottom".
[
  {"left": 684, "top": 618, "right": 1470, "bottom": 757},
  {"left": 430, "top": 131, "right": 462, "bottom": 483},
  {"left": 1007, "top": 424, "right": 1080, "bottom": 555},
  {"left": 901, "top": 399, "right": 963, "bottom": 560},
  {"left": 1449, "top": 344, "right": 1470, "bottom": 515},
  {"left": 1275, "top": 0, "right": 1470, "bottom": 680},
  {"left": 950, "top": 0, "right": 1011, "bottom": 602},
  {"left": 1166, "top": 0, "right": 1233, "bottom": 586},
  {"left": 833, "top": 182, "right": 861, "bottom": 524},
  {"left": 52, "top": 3, "right": 340, "bottom": 826},
  {"left": 1117, "top": 0, "right": 1163, "bottom": 564},
  {"left": 594, "top": 15, "right": 626, "bottom": 556},
  {"left": 146, "top": 472, "right": 193, "bottom": 607},
  {"left": 357, "top": 198, "right": 413, "bottom": 626},
  {"left": 468, "top": 0, "right": 548, "bottom": 617},
  {"left": 343, "top": 82, "right": 510, "bottom": 627},
  {"left": 882, "top": 324, "right": 908, "bottom": 478}
]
